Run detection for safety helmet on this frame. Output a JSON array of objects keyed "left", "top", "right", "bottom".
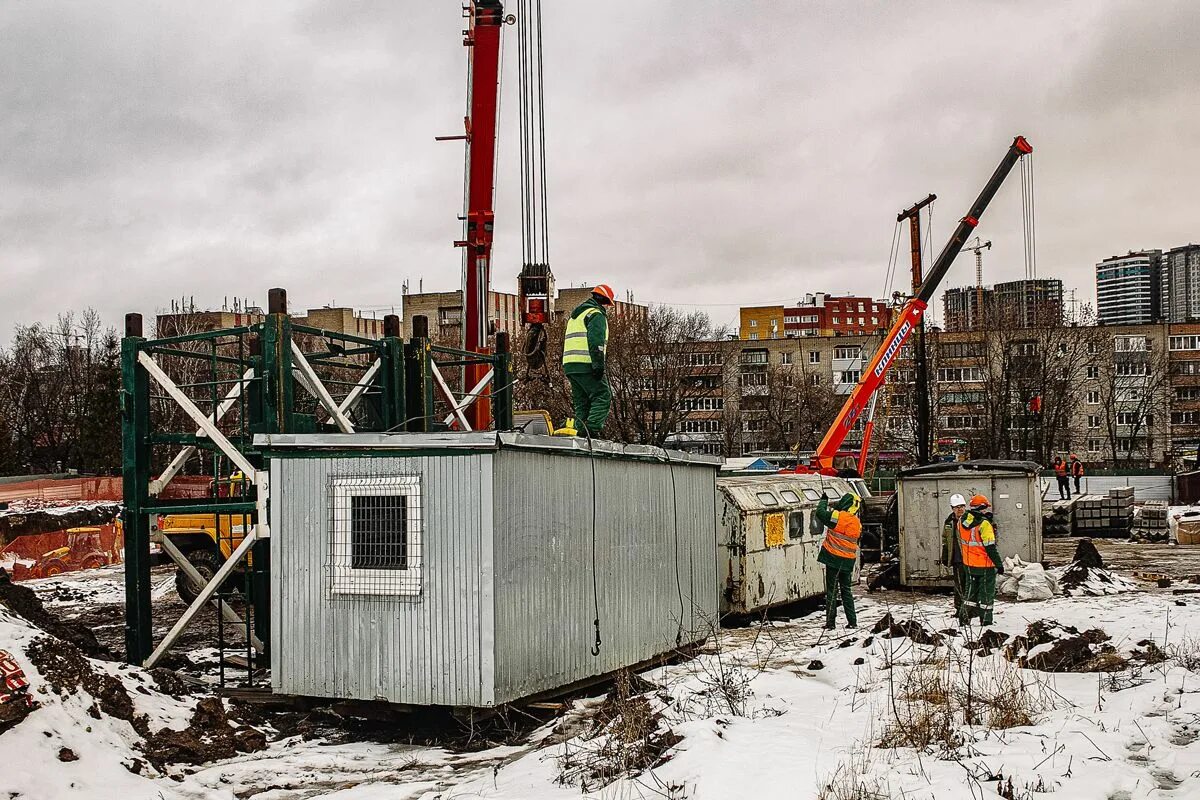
[
  {"left": 949, "top": 493, "right": 967, "bottom": 508},
  {"left": 836, "top": 492, "right": 861, "bottom": 515},
  {"left": 592, "top": 284, "right": 616, "bottom": 304},
  {"left": 969, "top": 493, "right": 991, "bottom": 510}
]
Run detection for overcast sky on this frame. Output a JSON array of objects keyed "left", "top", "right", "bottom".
[{"left": 2, "top": 0, "right": 1197, "bottom": 336}]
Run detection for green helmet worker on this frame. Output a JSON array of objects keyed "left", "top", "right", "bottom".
[
  {"left": 562, "top": 284, "right": 615, "bottom": 439},
  {"left": 815, "top": 491, "right": 862, "bottom": 630}
]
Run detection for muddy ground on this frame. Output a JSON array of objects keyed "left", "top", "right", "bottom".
[{"left": 1044, "top": 536, "right": 1200, "bottom": 579}]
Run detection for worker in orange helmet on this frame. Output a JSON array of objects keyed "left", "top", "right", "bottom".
[
  {"left": 1069, "top": 453, "right": 1084, "bottom": 495},
  {"left": 959, "top": 493, "right": 1004, "bottom": 626},
  {"left": 561, "top": 285, "right": 615, "bottom": 438}
]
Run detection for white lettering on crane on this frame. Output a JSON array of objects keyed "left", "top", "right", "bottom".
[{"left": 873, "top": 319, "right": 913, "bottom": 379}]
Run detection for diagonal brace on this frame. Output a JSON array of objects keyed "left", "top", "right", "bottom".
[
  {"left": 138, "top": 352, "right": 257, "bottom": 481},
  {"left": 290, "top": 342, "right": 355, "bottom": 433},
  {"left": 150, "top": 367, "right": 255, "bottom": 496}
]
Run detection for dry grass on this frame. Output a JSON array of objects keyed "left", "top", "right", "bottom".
[
  {"left": 879, "top": 643, "right": 1053, "bottom": 754},
  {"left": 553, "top": 671, "right": 682, "bottom": 793},
  {"left": 1167, "top": 636, "right": 1200, "bottom": 671}
]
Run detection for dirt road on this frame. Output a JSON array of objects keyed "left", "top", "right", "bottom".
[{"left": 1044, "top": 536, "right": 1200, "bottom": 580}]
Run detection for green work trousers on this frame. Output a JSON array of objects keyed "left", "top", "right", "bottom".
[
  {"left": 566, "top": 371, "right": 611, "bottom": 438},
  {"left": 952, "top": 564, "right": 967, "bottom": 616},
  {"left": 824, "top": 564, "right": 857, "bottom": 629},
  {"left": 960, "top": 566, "right": 996, "bottom": 626}
]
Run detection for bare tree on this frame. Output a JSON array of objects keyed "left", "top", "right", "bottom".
[
  {"left": 605, "top": 306, "right": 733, "bottom": 446},
  {"left": 0, "top": 310, "right": 120, "bottom": 474}
]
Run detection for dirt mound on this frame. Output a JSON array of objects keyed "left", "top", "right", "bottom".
[
  {"left": 964, "top": 628, "right": 1010, "bottom": 657},
  {"left": 26, "top": 635, "right": 141, "bottom": 730},
  {"left": 0, "top": 569, "right": 108, "bottom": 658},
  {"left": 871, "top": 612, "right": 944, "bottom": 646},
  {"left": 0, "top": 502, "right": 120, "bottom": 545},
  {"left": 1005, "top": 620, "right": 1121, "bottom": 672},
  {"left": 1055, "top": 540, "right": 1138, "bottom": 596},
  {"left": 142, "top": 696, "right": 267, "bottom": 768}
]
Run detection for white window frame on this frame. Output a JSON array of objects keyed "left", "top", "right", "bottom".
[
  {"left": 331, "top": 475, "right": 423, "bottom": 597},
  {"left": 1086, "top": 390, "right": 1100, "bottom": 405},
  {"left": 781, "top": 351, "right": 793, "bottom": 365}
]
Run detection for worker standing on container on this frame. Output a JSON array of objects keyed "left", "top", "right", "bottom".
[
  {"left": 815, "top": 492, "right": 862, "bottom": 630},
  {"left": 1053, "top": 456, "right": 1071, "bottom": 500},
  {"left": 959, "top": 494, "right": 1004, "bottom": 627},
  {"left": 561, "top": 285, "right": 615, "bottom": 438},
  {"left": 939, "top": 493, "right": 969, "bottom": 616},
  {"left": 1070, "top": 453, "right": 1084, "bottom": 495}
]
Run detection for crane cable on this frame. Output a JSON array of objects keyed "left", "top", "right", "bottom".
[
  {"left": 514, "top": 0, "right": 553, "bottom": 377},
  {"left": 1020, "top": 151, "right": 1037, "bottom": 281},
  {"left": 516, "top": 0, "right": 550, "bottom": 266}
]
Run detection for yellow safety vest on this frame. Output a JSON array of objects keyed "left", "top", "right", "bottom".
[{"left": 562, "top": 307, "right": 606, "bottom": 368}]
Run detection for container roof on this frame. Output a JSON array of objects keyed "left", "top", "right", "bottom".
[
  {"left": 899, "top": 459, "right": 1042, "bottom": 477},
  {"left": 717, "top": 474, "right": 855, "bottom": 512},
  {"left": 253, "top": 431, "right": 721, "bottom": 467}
]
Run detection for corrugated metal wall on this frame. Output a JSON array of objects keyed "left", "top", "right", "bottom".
[
  {"left": 492, "top": 450, "right": 717, "bottom": 703},
  {"left": 271, "top": 454, "right": 493, "bottom": 706}
]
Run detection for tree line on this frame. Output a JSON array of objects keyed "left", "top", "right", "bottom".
[{"left": 0, "top": 310, "right": 122, "bottom": 475}]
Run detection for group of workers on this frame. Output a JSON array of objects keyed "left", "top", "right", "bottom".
[
  {"left": 561, "top": 284, "right": 1012, "bottom": 630},
  {"left": 1052, "top": 454, "right": 1085, "bottom": 499},
  {"left": 814, "top": 488, "right": 1005, "bottom": 630}
]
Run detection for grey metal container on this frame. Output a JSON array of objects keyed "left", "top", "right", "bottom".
[
  {"left": 897, "top": 460, "right": 1043, "bottom": 588},
  {"left": 258, "top": 432, "right": 719, "bottom": 708},
  {"left": 717, "top": 474, "right": 862, "bottom": 615}
]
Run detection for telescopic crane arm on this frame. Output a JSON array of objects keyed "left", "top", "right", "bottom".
[{"left": 810, "top": 135, "right": 1033, "bottom": 473}]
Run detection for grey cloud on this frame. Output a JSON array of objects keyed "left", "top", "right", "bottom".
[{"left": 1, "top": 1, "right": 1197, "bottom": 335}]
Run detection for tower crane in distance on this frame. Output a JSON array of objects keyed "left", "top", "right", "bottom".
[{"left": 961, "top": 237, "right": 992, "bottom": 330}]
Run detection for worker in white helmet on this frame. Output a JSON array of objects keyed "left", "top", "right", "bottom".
[{"left": 939, "top": 493, "right": 969, "bottom": 616}]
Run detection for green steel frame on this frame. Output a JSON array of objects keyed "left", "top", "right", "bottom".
[{"left": 120, "top": 291, "right": 513, "bottom": 677}]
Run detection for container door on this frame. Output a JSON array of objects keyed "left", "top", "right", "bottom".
[
  {"left": 899, "top": 479, "right": 946, "bottom": 586},
  {"left": 989, "top": 474, "right": 1040, "bottom": 564}
]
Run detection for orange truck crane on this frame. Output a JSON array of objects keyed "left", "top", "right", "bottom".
[{"left": 799, "top": 135, "right": 1033, "bottom": 475}]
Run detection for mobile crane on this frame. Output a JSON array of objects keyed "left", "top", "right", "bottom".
[{"left": 800, "top": 135, "right": 1033, "bottom": 475}]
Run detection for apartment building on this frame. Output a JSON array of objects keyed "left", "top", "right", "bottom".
[
  {"left": 665, "top": 321, "right": 1200, "bottom": 467},
  {"left": 738, "top": 294, "right": 890, "bottom": 340}
]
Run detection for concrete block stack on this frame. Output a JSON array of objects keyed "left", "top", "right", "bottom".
[
  {"left": 1072, "top": 487, "right": 1134, "bottom": 537},
  {"left": 1042, "top": 500, "right": 1073, "bottom": 537},
  {"left": 1131, "top": 499, "right": 1169, "bottom": 543}
]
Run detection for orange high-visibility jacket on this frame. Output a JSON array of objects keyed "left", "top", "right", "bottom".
[
  {"left": 822, "top": 511, "right": 862, "bottom": 561},
  {"left": 958, "top": 514, "right": 997, "bottom": 569}
]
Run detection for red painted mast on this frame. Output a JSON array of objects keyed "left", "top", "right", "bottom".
[{"left": 456, "top": 1, "right": 504, "bottom": 430}]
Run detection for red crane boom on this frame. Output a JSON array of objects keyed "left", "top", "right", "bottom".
[
  {"left": 456, "top": 1, "right": 504, "bottom": 430},
  {"left": 809, "top": 135, "right": 1033, "bottom": 474}
]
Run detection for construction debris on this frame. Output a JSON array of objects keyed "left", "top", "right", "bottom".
[{"left": 1042, "top": 501, "right": 1073, "bottom": 537}]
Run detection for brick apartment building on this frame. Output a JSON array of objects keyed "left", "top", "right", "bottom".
[
  {"left": 739, "top": 294, "right": 890, "bottom": 340},
  {"left": 667, "top": 317, "right": 1200, "bottom": 467}
]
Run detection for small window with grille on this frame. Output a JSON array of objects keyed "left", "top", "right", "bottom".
[{"left": 330, "top": 475, "right": 422, "bottom": 597}]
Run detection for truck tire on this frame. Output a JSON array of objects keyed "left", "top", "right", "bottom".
[
  {"left": 174, "top": 547, "right": 225, "bottom": 605},
  {"left": 38, "top": 560, "right": 67, "bottom": 578}
]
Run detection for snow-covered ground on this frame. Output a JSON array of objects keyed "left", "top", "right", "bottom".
[{"left": 5, "top": 566, "right": 1200, "bottom": 799}]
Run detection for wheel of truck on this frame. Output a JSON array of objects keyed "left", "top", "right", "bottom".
[
  {"left": 39, "top": 560, "right": 67, "bottom": 578},
  {"left": 174, "top": 548, "right": 225, "bottom": 605}
]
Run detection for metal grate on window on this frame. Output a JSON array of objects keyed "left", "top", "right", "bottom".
[
  {"left": 350, "top": 494, "right": 408, "bottom": 570},
  {"left": 329, "top": 475, "right": 422, "bottom": 597}
]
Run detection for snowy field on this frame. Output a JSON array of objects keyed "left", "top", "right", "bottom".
[{"left": 3, "top": 560, "right": 1200, "bottom": 799}]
